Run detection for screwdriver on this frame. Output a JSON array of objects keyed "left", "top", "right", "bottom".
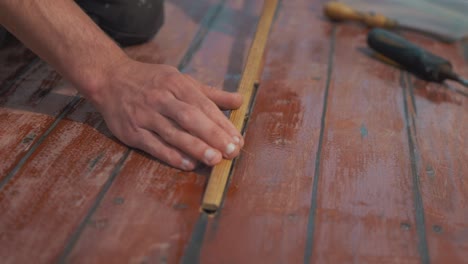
[{"left": 367, "top": 28, "right": 468, "bottom": 88}]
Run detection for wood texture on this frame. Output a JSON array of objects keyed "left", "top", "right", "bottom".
[
  {"left": 401, "top": 33, "right": 468, "bottom": 263},
  {"left": 310, "top": 25, "right": 421, "bottom": 263},
  {"left": 0, "top": 62, "right": 75, "bottom": 180},
  {"left": 199, "top": 1, "right": 332, "bottom": 262},
  {"left": 202, "top": 0, "right": 279, "bottom": 212},
  {"left": 0, "top": 0, "right": 467, "bottom": 263},
  {"left": 0, "top": 0, "right": 217, "bottom": 263},
  {"left": 67, "top": 0, "right": 261, "bottom": 263}
]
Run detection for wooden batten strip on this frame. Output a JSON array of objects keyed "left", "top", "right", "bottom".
[{"left": 201, "top": 0, "right": 279, "bottom": 212}]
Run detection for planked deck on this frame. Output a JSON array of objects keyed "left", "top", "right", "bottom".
[{"left": 0, "top": 0, "right": 467, "bottom": 263}]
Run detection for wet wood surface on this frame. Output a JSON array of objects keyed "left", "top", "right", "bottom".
[{"left": 0, "top": 0, "right": 467, "bottom": 263}]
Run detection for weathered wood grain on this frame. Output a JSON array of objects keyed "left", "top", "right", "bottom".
[
  {"left": 199, "top": 1, "right": 333, "bottom": 262},
  {"left": 402, "top": 34, "right": 468, "bottom": 263},
  {"left": 0, "top": 0, "right": 466, "bottom": 263},
  {"left": 0, "top": 62, "right": 76, "bottom": 179},
  {"left": 67, "top": 0, "right": 262, "bottom": 263},
  {"left": 0, "top": 0, "right": 217, "bottom": 263},
  {"left": 309, "top": 25, "right": 422, "bottom": 263}
]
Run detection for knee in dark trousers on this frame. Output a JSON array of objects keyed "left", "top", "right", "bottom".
[{"left": 77, "top": 0, "right": 165, "bottom": 47}]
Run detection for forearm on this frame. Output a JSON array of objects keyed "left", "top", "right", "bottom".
[{"left": 0, "top": 0, "right": 128, "bottom": 99}]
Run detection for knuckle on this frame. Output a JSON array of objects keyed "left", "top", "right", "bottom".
[
  {"left": 161, "top": 127, "right": 177, "bottom": 142},
  {"left": 176, "top": 106, "right": 195, "bottom": 124},
  {"left": 163, "top": 71, "right": 180, "bottom": 84},
  {"left": 154, "top": 91, "right": 172, "bottom": 106},
  {"left": 207, "top": 126, "right": 224, "bottom": 144}
]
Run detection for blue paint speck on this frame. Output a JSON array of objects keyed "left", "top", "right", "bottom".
[{"left": 360, "top": 124, "right": 368, "bottom": 138}]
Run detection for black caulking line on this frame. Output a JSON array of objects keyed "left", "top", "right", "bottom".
[
  {"left": 180, "top": 213, "right": 209, "bottom": 264},
  {"left": 0, "top": 57, "right": 40, "bottom": 96},
  {"left": 55, "top": 2, "right": 231, "bottom": 259},
  {"left": 0, "top": 96, "right": 83, "bottom": 190},
  {"left": 242, "top": 81, "right": 261, "bottom": 136},
  {"left": 182, "top": 0, "right": 283, "bottom": 257},
  {"left": 401, "top": 71, "right": 430, "bottom": 264},
  {"left": 407, "top": 75, "right": 418, "bottom": 115},
  {"left": 178, "top": 0, "right": 227, "bottom": 71},
  {"left": 56, "top": 150, "right": 131, "bottom": 264},
  {"left": 405, "top": 74, "right": 418, "bottom": 135},
  {"left": 303, "top": 26, "right": 336, "bottom": 264},
  {"left": 179, "top": 58, "right": 261, "bottom": 264}
]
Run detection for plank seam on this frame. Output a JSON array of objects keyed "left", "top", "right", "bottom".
[
  {"left": 180, "top": 213, "right": 209, "bottom": 264},
  {"left": 207, "top": 75, "right": 262, "bottom": 215},
  {"left": 0, "top": 95, "right": 83, "bottom": 190},
  {"left": 201, "top": 0, "right": 279, "bottom": 212},
  {"left": 56, "top": 149, "right": 131, "bottom": 264},
  {"left": 401, "top": 72, "right": 430, "bottom": 264},
  {"left": 303, "top": 25, "right": 336, "bottom": 264},
  {"left": 0, "top": 57, "right": 40, "bottom": 96},
  {"left": 55, "top": 0, "right": 229, "bottom": 260},
  {"left": 178, "top": 0, "right": 228, "bottom": 71},
  {"left": 181, "top": 0, "right": 282, "bottom": 260}
]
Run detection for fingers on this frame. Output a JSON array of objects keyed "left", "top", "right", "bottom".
[
  {"left": 161, "top": 98, "right": 241, "bottom": 159},
  {"left": 186, "top": 76, "right": 243, "bottom": 110},
  {"left": 178, "top": 76, "right": 244, "bottom": 147},
  {"left": 134, "top": 129, "right": 198, "bottom": 171},
  {"left": 141, "top": 113, "right": 223, "bottom": 166},
  {"left": 200, "top": 85, "right": 243, "bottom": 110}
]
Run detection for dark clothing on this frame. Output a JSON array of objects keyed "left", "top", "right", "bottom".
[{"left": 76, "top": 0, "right": 165, "bottom": 46}]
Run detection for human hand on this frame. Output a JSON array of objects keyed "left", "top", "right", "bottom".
[{"left": 89, "top": 58, "right": 244, "bottom": 171}]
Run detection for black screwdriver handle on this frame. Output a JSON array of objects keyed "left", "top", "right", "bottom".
[{"left": 367, "top": 29, "right": 456, "bottom": 82}]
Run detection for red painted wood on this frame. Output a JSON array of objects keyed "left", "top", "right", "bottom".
[
  {"left": 403, "top": 34, "right": 468, "bottom": 263},
  {"left": 199, "top": 1, "right": 332, "bottom": 263},
  {"left": 0, "top": 0, "right": 214, "bottom": 262},
  {"left": 310, "top": 25, "right": 421, "bottom": 263},
  {"left": 0, "top": 63, "right": 76, "bottom": 178},
  {"left": 67, "top": 0, "right": 262, "bottom": 263},
  {"left": 0, "top": 0, "right": 216, "bottom": 179},
  {"left": 0, "top": 0, "right": 466, "bottom": 263}
]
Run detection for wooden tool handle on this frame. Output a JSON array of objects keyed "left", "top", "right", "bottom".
[{"left": 324, "top": 1, "right": 398, "bottom": 28}]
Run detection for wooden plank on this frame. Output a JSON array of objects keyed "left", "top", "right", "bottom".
[
  {"left": 198, "top": 1, "right": 333, "bottom": 262},
  {"left": 0, "top": 1, "right": 215, "bottom": 263},
  {"left": 309, "top": 25, "right": 422, "bottom": 263},
  {"left": 0, "top": 40, "right": 36, "bottom": 85},
  {"left": 202, "top": 0, "right": 279, "bottom": 212},
  {"left": 0, "top": 0, "right": 214, "bottom": 181},
  {"left": 0, "top": 62, "right": 76, "bottom": 179},
  {"left": 67, "top": 0, "right": 262, "bottom": 263},
  {"left": 401, "top": 34, "right": 468, "bottom": 263}
]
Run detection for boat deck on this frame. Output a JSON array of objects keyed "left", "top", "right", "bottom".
[{"left": 0, "top": 0, "right": 467, "bottom": 263}]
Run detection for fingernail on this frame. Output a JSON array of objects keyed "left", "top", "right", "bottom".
[
  {"left": 181, "top": 158, "right": 193, "bottom": 170},
  {"left": 204, "top": 148, "right": 217, "bottom": 162},
  {"left": 233, "top": 136, "right": 240, "bottom": 144},
  {"left": 225, "top": 143, "right": 236, "bottom": 155}
]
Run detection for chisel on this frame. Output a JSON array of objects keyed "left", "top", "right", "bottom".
[
  {"left": 324, "top": 1, "right": 456, "bottom": 42},
  {"left": 367, "top": 29, "right": 468, "bottom": 88}
]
